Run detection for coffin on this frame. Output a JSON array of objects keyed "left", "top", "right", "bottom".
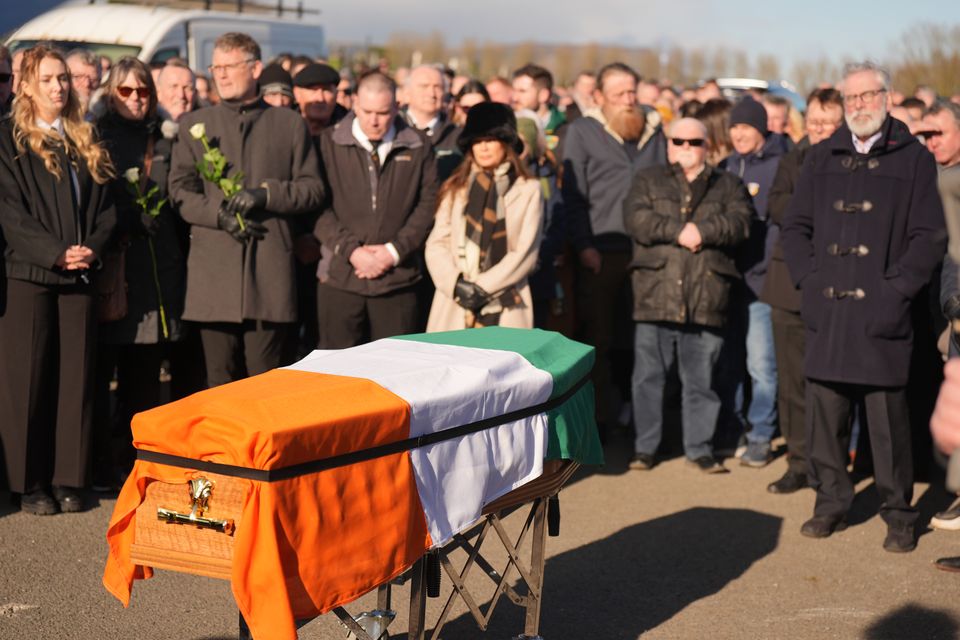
[{"left": 104, "top": 327, "right": 601, "bottom": 640}]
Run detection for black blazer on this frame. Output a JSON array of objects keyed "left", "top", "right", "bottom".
[{"left": 0, "top": 118, "right": 116, "bottom": 285}]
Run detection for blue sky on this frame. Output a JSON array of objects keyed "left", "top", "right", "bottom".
[{"left": 312, "top": 0, "right": 949, "bottom": 72}]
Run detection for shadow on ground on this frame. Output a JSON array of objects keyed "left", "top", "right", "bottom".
[
  {"left": 423, "top": 507, "right": 782, "bottom": 639},
  {"left": 863, "top": 603, "right": 960, "bottom": 640}
]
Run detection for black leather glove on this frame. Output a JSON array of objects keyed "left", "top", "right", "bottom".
[
  {"left": 140, "top": 211, "right": 160, "bottom": 237},
  {"left": 454, "top": 275, "right": 490, "bottom": 312},
  {"left": 217, "top": 205, "right": 267, "bottom": 242},
  {"left": 223, "top": 188, "right": 267, "bottom": 218}
]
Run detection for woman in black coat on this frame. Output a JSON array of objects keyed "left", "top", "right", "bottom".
[
  {"left": 0, "top": 45, "right": 116, "bottom": 514},
  {"left": 92, "top": 57, "right": 185, "bottom": 488}
]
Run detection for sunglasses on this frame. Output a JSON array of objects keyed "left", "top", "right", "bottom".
[
  {"left": 670, "top": 138, "right": 705, "bottom": 147},
  {"left": 117, "top": 85, "right": 150, "bottom": 99},
  {"left": 0, "top": 73, "right": 10, "bottom": 83}
]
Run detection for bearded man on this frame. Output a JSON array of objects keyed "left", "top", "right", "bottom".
[
  {"left": 563, "top": 61, "right": 667, "bottom": 436},
  {"left": 623, "top": 118, "right": 752, "bottom": 473},
  {"left": 782, "top": 61, "right": 946, "bottom": 553}
]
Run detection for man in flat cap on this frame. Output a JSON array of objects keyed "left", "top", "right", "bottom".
[
  {"left": 294, "top": 62, "right": 348, "bottom": 138},
  {"left": 260, "top": 63, "right": 293, "bottom": 108}
]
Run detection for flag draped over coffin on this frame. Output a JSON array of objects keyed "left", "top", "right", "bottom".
[{"left": 103, "top": 327, "right": 601, "bottom": 640}]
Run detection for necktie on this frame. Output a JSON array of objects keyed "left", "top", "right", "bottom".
[{"left": 369, "top": 140, "right": 381, "bottom": 171}]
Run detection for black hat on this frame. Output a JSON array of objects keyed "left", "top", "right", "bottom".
[
  {"left": 729, "top": 97, "right": 769, "bottom": 137},
  {"left": 259, "top": 63, "right": 293, "bottom": 98},
  {"left": 293, "top": 63, "right": 340, "bottom": 88},
  {"left": 457, "top": 102, "right": 522, "bottom": 154}
]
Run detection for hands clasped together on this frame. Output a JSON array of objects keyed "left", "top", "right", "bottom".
[
  {"left": 677, "top": 222, "right": 703, "bottom": 253},
  {"left": 56, "top": 245, "right": 97, "bottom": 271},
  {"left": 349, "top": 245, "right": 396, "bottom": 280}
]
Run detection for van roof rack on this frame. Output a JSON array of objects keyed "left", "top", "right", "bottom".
[{"left": 92, "top": 0, "right": 320, "bottom": 17}]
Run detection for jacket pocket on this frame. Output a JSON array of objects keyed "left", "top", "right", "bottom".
[
  {"left": 799, "top": 270, "right": 823, "bottom": 332},
  {"left": 864, "top": 279, "right": 912, "bottom": 340},
  {"left": 701, "top": 260, "right": 739, "bottom": 318},
  {"left": 629, "top": 253, "right": 667, "bottom": 308}
]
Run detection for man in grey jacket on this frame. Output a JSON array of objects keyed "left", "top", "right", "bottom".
[
  {"left": 169, "top": 33, "right": 324, "bottom": 386},
  {"left": 562, "top": 61, "right": 666, "bottom": 435}
]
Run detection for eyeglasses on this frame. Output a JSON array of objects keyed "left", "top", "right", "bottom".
[
  {"left": 117, "top": 85, "right": 150, "bottom": 99},
  {"left": 208, "top": 59, "right": 254, "bottom": 75},
  {"left": 670, "top": 138, "right": 705, "bottom": 147},
  {"left": 0, "top": 73, "right": 11, "bottom": 84},
  {"left": 72, "top": 73, "right": 99, "bottom": 85},
  {"left": 843, "top": 89, "right": 886, "bottom": 106},
  {"left": 922, "top": 130, "right": 943, "bottom": 138}
]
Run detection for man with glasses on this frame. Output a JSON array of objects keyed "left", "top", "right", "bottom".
[
  {"left": 402, "top": 64, "right": 462, "bottom": 180},
  {"left": 169, "top": 32, "right": 324, "bottom": 387},
  {"left": 761, "top": 88, "right": 845, "bottom": 494},
  {"left": 65, "top": 49, "right": 101, "bottom": 116},
  {"left": 623, "top": 117, "right": 752, "bottom": 473},
  {"left": 782, "top": 61, "right": 946, "bottom": 552}
]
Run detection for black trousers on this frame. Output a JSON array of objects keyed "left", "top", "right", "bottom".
[
  {"left": 575, "top": 251, "right": 632, "bottom": 427},
  {"left": 317, "top": 283, "right": 419, "bottom": 349},
  {"left": 771, "top": 307, "right": 807, "bottom": 474},
  {"left": 0, "top": 279, "right": 95, "bottom": 493},
  {"left": 199, "top": 320, "right": 293, "bottom": 387},
  {"left": 806, "top": 379, "right": 917, "bottom": 526}
]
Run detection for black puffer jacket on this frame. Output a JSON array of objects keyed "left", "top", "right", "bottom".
[{"left": 623, "top": 163, "right": 753, "bottom": 328}]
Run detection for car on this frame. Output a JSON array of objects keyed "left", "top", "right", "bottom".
[
  {"left": 715, "top": 77, "right": 807, "bottom": 112},
  {"left": 6, "top": 0, "right": 326, "bottom": 71}
]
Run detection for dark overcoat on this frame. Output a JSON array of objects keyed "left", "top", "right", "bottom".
[
  {"left": 169, "top": 100, "right": 324, "bottom": 324},
  {"left": 781, "top": 117, "right": 946, "bottom": 386},
  {"left": 623, "top": 163, "right": 753, "bottom": 328}
]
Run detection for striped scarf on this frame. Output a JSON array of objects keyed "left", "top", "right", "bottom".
[{"left": 463, "top": 166, "right": 522, "bottom": 326}]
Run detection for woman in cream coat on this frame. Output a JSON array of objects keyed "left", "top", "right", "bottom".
[{"left": 425, "top": 102, "right": 543, "bottom": 331}]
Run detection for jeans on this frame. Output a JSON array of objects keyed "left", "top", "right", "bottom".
[
  {"left": 631, "top": 322, "right": 724, "bottom": 460},
  {"left": 717, "top": 294, "right": 778, "bottom": 446}
]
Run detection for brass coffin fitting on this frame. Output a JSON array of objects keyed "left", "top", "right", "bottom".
[{"left": 156, "top": 476, "right": 235, "bottom": 535}]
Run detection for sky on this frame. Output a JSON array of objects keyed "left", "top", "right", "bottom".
[{"left": 308, "top": 0, "right": 950, "bottom": 74}]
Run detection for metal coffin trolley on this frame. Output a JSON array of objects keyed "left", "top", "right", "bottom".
[{"left": 103, "top": 327, "right": 601, "bottom": 640}]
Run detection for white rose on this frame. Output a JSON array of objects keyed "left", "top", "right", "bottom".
[
  {"left": 189, "top": 122, "right": 206, "bottom": 140},
  {"left": 123, "top": 167, "right": 140, "bottom": 183}
]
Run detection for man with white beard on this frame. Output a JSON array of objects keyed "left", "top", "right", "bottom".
[
  {"left": 563, "top": 62, "right": 667, "bottom": 438},
  {"left": 782, "top": 62, "right": 946, "bottom": 552},
  {"left": 622, "top": 117, "right": 752, "bottom": 472}
]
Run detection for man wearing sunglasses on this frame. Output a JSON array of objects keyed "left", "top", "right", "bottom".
[
  {"left": 169, "top": 32, "right": 324, "bottom": 387},
  {"left": 782, "top": 61, "right": 946, "bottom": 553},
  {"left": 623, "top": 117, "right": 752, "bottom": 474}
]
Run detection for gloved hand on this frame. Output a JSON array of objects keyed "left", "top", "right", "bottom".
[
  {"left": 217, "top": 204, "right": 267, "bottom": 242},
  {"left": 140, "top": 211, "right": 160, "bottom": 237},
  {"left": 223, "top": 188, "right": 267, "bottom": 218},
  {"left": 454, "top": 275, "right": 490, "bottom": 312}
]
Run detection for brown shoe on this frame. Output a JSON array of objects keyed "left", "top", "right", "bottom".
[{"left": 935, "top": 556, "right": 960, "bottom": 572}]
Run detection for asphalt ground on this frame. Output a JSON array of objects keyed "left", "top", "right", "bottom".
[{"left": 2, "top": 433, "right": 960, "bottom": 640}]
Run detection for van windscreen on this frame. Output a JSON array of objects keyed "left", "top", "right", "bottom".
[{"left": 8, "top": 41, "right": 140, "bottom": 62}]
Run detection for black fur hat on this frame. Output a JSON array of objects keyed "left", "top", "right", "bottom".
[{"left": 457, "top": 102, "right": 523, "bottom": 154}]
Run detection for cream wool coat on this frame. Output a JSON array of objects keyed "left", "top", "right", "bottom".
[{"left": 425, "top": 175, "right": 543, "bottom": 332}]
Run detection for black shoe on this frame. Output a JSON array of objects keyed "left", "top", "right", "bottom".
[
  {"left": 883, "top": 522, "right": 916, "bottom": 553},
  {"left": 800, "top": 515, "right": 847, "bottom": 538},
  {"left": 688, "top": 456, "right": 729, "bottom": 474},
  {"left": 628, "top": 452, "right": 655, "bottom": 470},
  {"left": 52, "top": 486, "right": 83, "bottom": 513},
  {"left": 20, "top": 489, "right": 58, "bottom": 516},
  {"left": 767, "top": 470, "right": 808, "bottom": 494},
  {"left": 935, "top": 556, "right": 960, "bottom": 572}
]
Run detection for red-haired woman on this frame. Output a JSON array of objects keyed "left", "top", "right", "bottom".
[{"left": 0, "top": 45, "right": 116, "bottom": 514}]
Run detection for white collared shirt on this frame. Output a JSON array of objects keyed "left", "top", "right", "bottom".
[
  {"left": 852, "top": 130, "right": 883, "bottom": 154},
  {"left": 350, "top": 118, "right": 400, "bottom": 266},
  {"left": 36, "top": 117, "right": 81, "bottom": 205},
  {"left": 407, "top": 111, "right": 440, "bottom": 137},
  {"left": 352, "top": 118, "right": 396, "bottom": 160}
]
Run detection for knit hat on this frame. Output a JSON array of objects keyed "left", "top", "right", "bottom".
[
  {"left": 457, "top": 102, "right": 522, "bottom": 154},
  {"left": 259, "top": 64, "right": 293, "bottom": 98},
  {"left": 293, "top": 63, "right": 340, "bottom": 89},
  {"left": 729, "top": 97, "right": 769, "bottom": 137}
]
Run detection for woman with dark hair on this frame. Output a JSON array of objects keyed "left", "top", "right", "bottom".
[
  {"left": 425, "top": 102, "right": 542, "bottom": 331},
  {"left": 452, "top": 79, "right": 490, "bottom": 126},
  {"left": 696, "top": 97, "right": 734, "bottom": 165},
  {"left": 92, "top": 56, "right": 185, "bottom": 488},
  {"left": 0, "top": 45, "right": 116, "bottom": 514}
]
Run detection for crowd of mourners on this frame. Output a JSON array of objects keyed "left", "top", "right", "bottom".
[{"left": 2, "top": 32, "right": 960, "bottom": 559}]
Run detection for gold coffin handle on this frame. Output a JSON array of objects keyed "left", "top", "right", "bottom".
[
  {"left": 156, "top": 476, "right": 235, "bottom": 535},
  {"left": 157, "top": 507, "right": 235, "bottom": 534}
]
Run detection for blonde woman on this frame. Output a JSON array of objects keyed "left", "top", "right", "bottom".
[
  {"left": 0, "top": 45, "right": 115, "bottom": 514},
  {"left": 425, "top": 102, "right": 542, "bottom": 331}
]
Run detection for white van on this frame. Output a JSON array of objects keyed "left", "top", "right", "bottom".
[{"left": 5, "top": 2, "right": 326, "bottom": 71}]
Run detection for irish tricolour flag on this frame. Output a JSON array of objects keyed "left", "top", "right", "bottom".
[{"left": 104, "top": 327, "right": 600, "bottom": 640}]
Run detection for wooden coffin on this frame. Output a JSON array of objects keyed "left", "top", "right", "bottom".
[{"left": 129, "top": 470, "right": 245, "bottom": 580}]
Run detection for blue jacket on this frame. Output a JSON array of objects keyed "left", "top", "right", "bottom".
[{"left": 720, "top": 133, "right": 789, "bottom": 296}]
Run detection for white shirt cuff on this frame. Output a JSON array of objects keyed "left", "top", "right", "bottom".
[{"left": 385, "top": 242, "right": 400, "bottom": 266}]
